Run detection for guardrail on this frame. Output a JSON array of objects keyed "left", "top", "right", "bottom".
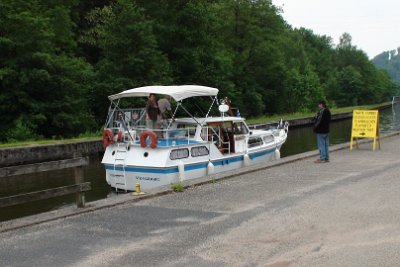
[
  {"left": 108, "top": 126, "right": 199, "bottom": 145},
  {"left": 0, "top": 156, "right": 91, "bottom": 208}
]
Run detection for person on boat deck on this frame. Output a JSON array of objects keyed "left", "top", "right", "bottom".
[
  {"left": 146, "top": 94, "right": 161, "bottom": 130},
  {"left": 158, "top": 95, "right": 173, "bottom": 128},
  {"left": 313, "top": 100, "right": 331, "bottom": 163}
]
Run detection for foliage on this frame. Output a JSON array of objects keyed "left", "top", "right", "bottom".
[
  {"left": 0, "top": 0, "right": 95, "bottom": 142},
  {"left": 171, "top": 183, "right": 185, "bottom": 192},
  {"left": 0, "top": 0, "right": 397, "bottom": 142},
  {"left": 373, "top": 48, "right": 400, "bottom": 88}
]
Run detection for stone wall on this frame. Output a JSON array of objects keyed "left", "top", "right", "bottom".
[{"left": 0, "top": 140, "right": 103, "bottom": 167}]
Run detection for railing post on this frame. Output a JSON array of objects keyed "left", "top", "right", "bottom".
[
  {"left": 74, "top": 166, "right": 85, "bottom": 208},
  {"left": 73, "top": 152, "right": 85, "bottom": 208}
]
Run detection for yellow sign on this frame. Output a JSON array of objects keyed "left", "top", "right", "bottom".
[{"left": 350, "top": 110, "right": 380, "bottom": 151}]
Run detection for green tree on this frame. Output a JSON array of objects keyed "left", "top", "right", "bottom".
[
  {"left": 283, "top": 66, "right": 325, "bottom": 112},
  {"left": 333, "top": 32, "right": 395, "bottom": 105},
  {"left": 373, "top": 48, "right": 400, "bottom": 83},
  {"left": 334, "top": 66, "right": 363, "bottom": 106},
  {"left": 0, "top": 0, "right": 95, "bottom": 141},
  {"left": 82, "top": 0, "right": 172, "bottom": 123},
  {"left": 212, "top": 0, "right": 287, "bottom": 116}
]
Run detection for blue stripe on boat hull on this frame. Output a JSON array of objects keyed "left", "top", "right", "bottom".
[{"left": 105, "top": 148, "right": 276, "bottom": 174}]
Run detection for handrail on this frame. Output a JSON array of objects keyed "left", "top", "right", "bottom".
[{"left": 108, "top": 126, "right": 200, "bottom": 147}]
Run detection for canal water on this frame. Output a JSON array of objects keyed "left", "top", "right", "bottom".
[{"left": 1, "top": 107, "right": 399, "bottom": 222}]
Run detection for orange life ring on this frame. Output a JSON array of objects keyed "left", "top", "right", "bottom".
[
  {"left": 103, "top": 128, "right": 114, "bottom": 148},
  {"left": 140, "top": 130, "right": 158, "bottom": 149},
  {"left": 117, "top": 130, "right": 123, "bottom": 142}
]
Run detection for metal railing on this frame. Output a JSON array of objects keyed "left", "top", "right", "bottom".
[
  {"left": 107, "top": 123, "right": 238, "bottom": 154},
  {"left": 108, "top": 108, "right": 146, "bottom": 129},
  {"left": 108, "top": 125, "right": 200, "bottom": 147}
]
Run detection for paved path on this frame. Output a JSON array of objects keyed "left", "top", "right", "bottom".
[{"left": 1, "top": 135, "right": 400, "bottom": 267}]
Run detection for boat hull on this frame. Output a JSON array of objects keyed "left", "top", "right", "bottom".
[{"left": 104, "top": 146, "right": 280, "bottom": 191}]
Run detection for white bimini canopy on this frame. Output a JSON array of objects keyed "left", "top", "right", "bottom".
[{"left": 108, "top": 85, "right": 219, "bottom": 101}]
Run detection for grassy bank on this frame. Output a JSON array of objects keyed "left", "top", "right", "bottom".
[
  {"left": 1, "top": 102, "right": 390, "bottom": 149},
  {"left": 246, "top": 102, "right": 391, "bottom": 125},
  {"left": 0, "top": 135, "right": 101, "bottom": 149}
]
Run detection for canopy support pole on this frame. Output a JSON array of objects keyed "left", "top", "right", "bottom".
[
  {"left": 205, "top": 96, "right": 218, "bottom": 119},
  {"left": 104, "top": 100, "right": 120, "bottom": 129}
]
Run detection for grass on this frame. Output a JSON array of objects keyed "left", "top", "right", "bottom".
[
  {"left": 246, "top": 102, "right": 391, "bottom": 125},
  {"left": 0, "top": 133, "right": 101, "bottom": 149},
  {"left": 171, "top": 183, "right": 185, "bottom": 192}
]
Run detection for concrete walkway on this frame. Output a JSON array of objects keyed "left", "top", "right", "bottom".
[{"left": 1, "top": 134, "right": 400, "bottom": 267}]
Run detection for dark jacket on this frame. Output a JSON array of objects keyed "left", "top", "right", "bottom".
[
  {"left": 146, "top": 101, "right": 160, "bottom": 121},
  {"left": 314, "top": 107, "right": 331, "bottom": 134}
]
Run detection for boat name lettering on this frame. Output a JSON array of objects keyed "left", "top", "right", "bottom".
[
  {"left": 136, "top": 176, "right": 160, "bottom": 182},
  {"left": 109, "top": 174, "right": 124, "bottom": 178}
]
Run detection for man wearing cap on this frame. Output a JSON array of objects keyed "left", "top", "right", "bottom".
[{"left": 314, "top": 100, "right": 331, "bottom": 163}]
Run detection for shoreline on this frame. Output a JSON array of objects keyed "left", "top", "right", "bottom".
[{"left": 0, "top": 103, "right": 392, "bottom": 167}]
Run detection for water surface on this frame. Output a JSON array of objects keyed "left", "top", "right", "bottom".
[{"left": 1, "top": 107, "right": 399, "bottom": 221}]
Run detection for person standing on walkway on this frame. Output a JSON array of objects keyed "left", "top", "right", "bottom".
[{"left": 314, "top": 100, "right": 331, "bottom": 163}]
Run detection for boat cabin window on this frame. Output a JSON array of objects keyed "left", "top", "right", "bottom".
[
  {"left": 176, "top": 123, "right": 196, "bottom": 138},
  {"left": 263, "top": 135, "right": 274, "bottom": 144},
  {"left": 248, "top": 136, "right": 263, "bottom": 148},
  {"left": 233, "top": 122, "right": 248, "bottom": 135},
  {"left": 170, "top": 148, "right": 189, "bottom": 160},
  {"left": 191, "top": 146, "right": 209, "bottom": 157}
]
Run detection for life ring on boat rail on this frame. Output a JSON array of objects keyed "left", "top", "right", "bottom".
[
  {"left": 102, "top": 128, "right": 115, "bottom": 148},
  {"left": 140, "top": 130, "right": 158, "bottom": 149}
]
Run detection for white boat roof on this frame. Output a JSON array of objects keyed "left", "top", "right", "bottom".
[
  {"left": 175, "top": 116, "right": 245, "bottom": 125},
  {"left": 108, "top": 85, "right": 219, "bottom": 101}
]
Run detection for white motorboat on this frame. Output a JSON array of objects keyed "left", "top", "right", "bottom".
[{"left": 101, "top": 85, "right": 288, "bottom": 191}]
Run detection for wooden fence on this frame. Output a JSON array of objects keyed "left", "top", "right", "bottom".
[{"left": 0, "top": 156, "right": 91, "bottom": 208}]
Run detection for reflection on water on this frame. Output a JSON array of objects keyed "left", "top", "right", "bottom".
[
  {"left": 281, "top": 118, "right": 352, "bottom": 157},
  {"left": 281, "top": 107, "right": 399, "bottom": 157},
  {"left": 0, "top": 154, "right": 111, "bottom": 221},
  {"left": 1, "top": 107, "right": 399, "bottom": 221},
  {"left": 381, "top": 104, "right": 400, "bottom": 133}
]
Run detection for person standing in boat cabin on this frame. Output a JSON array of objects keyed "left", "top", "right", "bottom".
[
  {"left": 158, "top": 95, "right": 173, "bottom": 129},
  {"left": 146, "top": 94, "right": 161, "bottom": 130},
  {"left": 314, "top": 100, "right": 331, "bottom": 163}
]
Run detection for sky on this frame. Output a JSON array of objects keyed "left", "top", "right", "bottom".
[{"left": 272, "top": 0, "right": 400, "bottom": 59}]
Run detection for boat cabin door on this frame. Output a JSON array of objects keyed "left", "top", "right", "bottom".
[{"left": 207, "top": 121, "right": 236, "bottom": 154}]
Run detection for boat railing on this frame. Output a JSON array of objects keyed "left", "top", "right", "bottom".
[
  {"left": 107, "top": 108, "right": 146, "bottom": 129},
  {"left": 107, "top": 125, "right": 200, "bottom": 147},
  {"left": 107, "top": 123, "right": 233, "bottom": 151}
]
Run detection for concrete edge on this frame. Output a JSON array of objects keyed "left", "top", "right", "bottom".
[{"left": 1, "top": 131, "right": 399, "bottom": 233}]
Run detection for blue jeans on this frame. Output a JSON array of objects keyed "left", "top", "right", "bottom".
[{"left": 317, "top": 134, "right": 329, "bottom": 161}]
